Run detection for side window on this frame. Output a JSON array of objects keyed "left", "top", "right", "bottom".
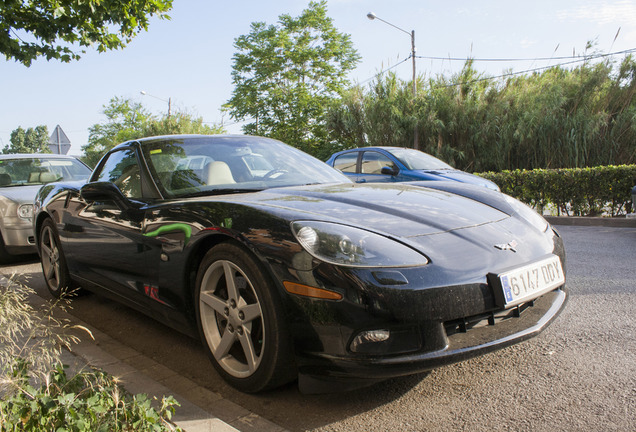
[
  {"left": 360, "top": 152, "right": 396, "bottom": 174},
  {"left": 94, "top": 149, "right": 143, "bottom": 199},
  {"left": 333, "top": 153, "right": 358, "bottom": 173}
]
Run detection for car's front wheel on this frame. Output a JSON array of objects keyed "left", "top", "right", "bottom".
[
  {"left": 39, "top": 218, "right": 71, "bottom": 298},
  {"left": 195, "top": 242, "right": 295, "bottom": 392},
  {"left": 0, "top": 233, "right": 11, "bottom": 263}
]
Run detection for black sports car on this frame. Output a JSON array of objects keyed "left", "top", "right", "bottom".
[{"left": 34, "top": 135, "right": 567, "bottom": 393}]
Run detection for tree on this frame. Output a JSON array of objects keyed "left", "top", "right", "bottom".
[
  {"left": 3, "top": 125, "right": 50, "bottom": 154},
  {"left": 142, "top": 112, "right": 226, "bottom": 137},
  {"left": 327, "top": 73, "right": 420, "bottom": 150},
  {"left": 1, "top": 0, "right": 173, "bottom": 66},
  {"left": 226, "top": 1, "right": 360, "bottom": 156},
  {"left": 82, "top": 97, "right": 225, "bottom": 166},
  {"left": 327, "top": 57, "right": 636, "bottom": 171},
  {"left": 82, "top": 97, "right": 153, "bottom": 166}
]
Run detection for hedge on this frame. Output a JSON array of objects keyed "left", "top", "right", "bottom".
[{"left": 478, "top": 165, "right": 636, "bottom": 217}]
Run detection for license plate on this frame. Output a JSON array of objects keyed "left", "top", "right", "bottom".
[{"left": 496, "top": 255, "right": 565, "bottom": 308}]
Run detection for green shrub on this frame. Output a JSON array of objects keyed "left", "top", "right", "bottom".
[
  {"left": 0, "top": 363, "right": 181, "bottom": 432},
  {"left": 0, "top": 276, "right": 181, "bottom": 431},
  {"left": 478, "top": 164, "right": 636, "bottom": 216}
]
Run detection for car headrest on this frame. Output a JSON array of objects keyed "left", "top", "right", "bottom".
[
  {"left": 40, "top": 172, "right": 58, "bottom": 183},
  {"left": 0, "top": 173, "right": 11, "bottom": 186},
  {"left": 206, "top": 161, "right": 236, "bottom": 185}
]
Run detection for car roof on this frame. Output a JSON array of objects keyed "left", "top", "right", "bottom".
[
  {"left": 337, "top": 146, "right": 410, "bottom": 153},
  {"left": 131, "top": 134, "right": 256, "bottom": 143},
  {"left": 0, "top": 153, "right": 81, "bottom": 160},
  {"left": 112, "top": 134, "right": 271, "bottom": 150}
]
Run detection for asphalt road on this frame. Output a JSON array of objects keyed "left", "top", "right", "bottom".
[{"left": 2, "top": 225, "right": 634, "bottom": 432}]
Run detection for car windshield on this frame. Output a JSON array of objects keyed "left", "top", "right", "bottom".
[
  {"left": 141, "top": 136, "right": 350, "bottom": 198},
  {"left": 389, "top": 148, "right": 453, "bottom": 170},
  {"left": 0, "top": 157, "right": 91, "bottom": 187}
]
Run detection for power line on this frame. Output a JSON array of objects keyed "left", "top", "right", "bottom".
[
  {"left": 416, "top": 47, "right": 636, "bottom": 63},
  {"left": 433, "top": 59, "right": 586, "bottom": 90},
  {"left": 354, "top": 47, "right": 636, "bottom": 89},
  {"left": 431, "top": 48, "right": 636, "bottom": 89},
  {"left": 356, "top": 56, "right": 412, "bottom": 86},
  {"left": 223, "top": 46, "right": 636, "bottom": 127}
]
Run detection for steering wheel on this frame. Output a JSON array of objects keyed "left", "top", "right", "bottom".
[{"left": 263, "top": 169, "right": 288, "bottom": 179}]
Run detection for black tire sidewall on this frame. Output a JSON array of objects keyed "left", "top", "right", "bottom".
[
  {"left": 40, "top": 218, "right": 71, "bottom": 298},
  {"left": 0, "top": 233, "right": 11, "bottom": 263},
  {"left": 194, "top": 241, "right": 294, "bottom": 392}
]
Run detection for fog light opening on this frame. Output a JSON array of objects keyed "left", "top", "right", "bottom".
[
  {"left": 349, "top": 327, "right": 422, "bottom": 355},
  {"left": 350, "top": 329, "right": 390, "bottom": 353}
]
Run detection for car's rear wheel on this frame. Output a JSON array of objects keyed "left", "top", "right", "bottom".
[
  {"left": 195, "top": 242, "right": 295, "bottom": 392},
  {"left": 39, "top": 219, "right": 71, "bottom": 298}
]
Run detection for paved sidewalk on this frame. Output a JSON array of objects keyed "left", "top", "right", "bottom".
[{"left": 6, "top": 283, "right": 287, "bottom": 432}]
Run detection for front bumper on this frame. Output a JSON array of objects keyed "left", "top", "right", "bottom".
[
  {"left": 264, "top": 214, "right": 567, "bottom": 392},
  {"left": 1, "top": 218, "right": 37, "bottom": 254},
  {"left": 296, "top": 287, "right": 566, "bottom": 382}
]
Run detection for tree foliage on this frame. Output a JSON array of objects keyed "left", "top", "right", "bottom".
[
  {"left": 82, "top": 97, "right": 153, "bottom": 166},
  {"left": 328, "top": 56, "right": 636, "bottom": 171},
  {"left": 226, "top": 1, "right": 360, "bottom": 157},
  {"left": 82, "top": 97, "right": 225, "bottom": 167},
  {"left": 0, "top": 0, "right": 173, "bottom": 66},
  {"left": 3, "top": 125, "right": 50, "bottom": 154}
]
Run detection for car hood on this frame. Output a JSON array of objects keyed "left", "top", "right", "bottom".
[
  {"left": 0, "top": 185, "right": 41, "bottom": 204},
  {"left": 239, "top": 183, "right": 509, "bottom": 237},
  {"left": 417, "top": 169, "right": 496, "bottom": 188}
]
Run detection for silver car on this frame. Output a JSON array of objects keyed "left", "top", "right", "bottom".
[{"left": 0, "top": 154, "right": 91, "bottom": 262}]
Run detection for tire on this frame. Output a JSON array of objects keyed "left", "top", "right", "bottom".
[
  {"left": 195, "top": 242, "right": 295, "bottom": 392},
  {"left": 0, "top": 233, "right": 12, "bottom": 264},
  {"left": 39, "top": 218, "right": 72, "bottom": 298}
]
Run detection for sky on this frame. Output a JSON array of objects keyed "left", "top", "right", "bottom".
[{"left": 2, "top": 0, "right": 636, "bottom": 155}]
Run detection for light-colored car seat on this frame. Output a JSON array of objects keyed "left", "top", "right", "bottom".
[{"left": 206, "top": 161, "right": 236, "bottom": 185}]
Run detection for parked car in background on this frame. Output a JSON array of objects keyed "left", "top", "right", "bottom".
[
  {"left": 326, "top": 147, "right": 500, "bottom": 191},
  {"left": 0, "top": 154, "right": 91, "bottom": 262},
  {"left": 34, "top": 135, "right": 566, "bottom": 394}
]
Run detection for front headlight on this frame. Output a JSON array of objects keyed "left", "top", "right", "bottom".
[
  {"left": 291, "top": 221, "right": 428, "bottom": 268},
  {"left": 17, "top": 204, "right": 33, "bottom": 220},
  {"left": 504, "top": 195, "right": 549, "bottom": 232}
]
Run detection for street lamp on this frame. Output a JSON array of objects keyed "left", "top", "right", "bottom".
[
  {"left": 140, "top": 91, "right": 172, "bottom": 118},
  {"left": 367, "top": 12, "right": 419, "bottom": 149}
]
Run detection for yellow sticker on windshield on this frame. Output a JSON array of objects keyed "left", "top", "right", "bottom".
[{"left": 150, "top": 149, "right": 162, "bottom": 155}]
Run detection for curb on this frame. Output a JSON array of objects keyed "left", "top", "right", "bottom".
[
  {"left": 2, "top": 278, "right": 287, "bottom": 432},
  {"left": 545, "top": 215, "right": 636, "bottom": 228}
]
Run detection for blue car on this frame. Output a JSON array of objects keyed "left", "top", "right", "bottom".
[{"left": 326, "top": 147, "right": 499, "bottom": 191}]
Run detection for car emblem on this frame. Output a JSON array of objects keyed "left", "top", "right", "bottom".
[{"left": 494, "top": 240, "right": 518, "bottom": 252}]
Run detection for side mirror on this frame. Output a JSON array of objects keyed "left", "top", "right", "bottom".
[
  {"left": 381, "top": 166, "right": 399, "bottom": 176},
  {"left": 80, "top": 182, "right": 139, "bottom": 209}
]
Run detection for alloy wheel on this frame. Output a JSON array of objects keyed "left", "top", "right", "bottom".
[
  {"left": 40, "top": 225, "right": 62, "bottom": 294},
  {"left": 199, "top": 259, "right": 265, "bottom": 378}
]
